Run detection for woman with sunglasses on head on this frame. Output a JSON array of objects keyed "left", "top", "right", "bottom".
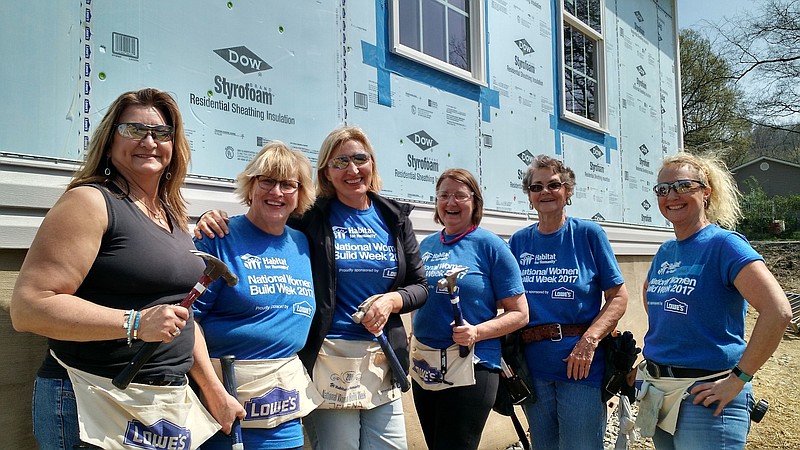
[
  {"left": 410, "top": 168, "right": 528, "bottom": 450},
  {"left": 507, "top": 154, "right": 628, "bottom": 449},
  {"left": 196, "top": 125, "right": 428, "bottom": 450},
  {"left": 191, "top": 142, "right": 321, "bottom": 450},
  {"left": 638, "top": 152, "right": 791, "bottom": 449},
  {"left": 10, "top": 88, "right": 243, "bottom": 449}
]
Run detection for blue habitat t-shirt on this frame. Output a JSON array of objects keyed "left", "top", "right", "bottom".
[
  {"left": 509, "top": 217, "right": 624, "bottom": 386},
  {"left": 643, "top": 224, "right": 761, "bottom": 370},
  {"left": 193, "top": 215, "right": 315, "bottom": 450},
  {"left": 326, "top": 199, "right": 397, "bottom": 340},
  {"left": 414, "top": 227, "right": 524, "bottom": 369}
]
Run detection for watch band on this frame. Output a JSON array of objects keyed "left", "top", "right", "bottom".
[{"left": 732, "top": 365, "right": 753, "bottom": 382}]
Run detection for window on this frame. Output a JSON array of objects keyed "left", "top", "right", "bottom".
[
  {"left": 391, "top": 0, "right": 486, "bottom": 85},
  {"left": 560, "top": 0, "right": 606, "bottom": 130}
]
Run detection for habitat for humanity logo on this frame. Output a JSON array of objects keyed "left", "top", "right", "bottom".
[
  {"left": 214, "top": 46, "right": 272, "bottom": 74},
  {"left": 407, "top": 130, "right": 438, "bottom": 151},
  {"left": 517, "top": 150, "right": 534, "bottom": 165},
  {"left": 515, "top": 38, "right": 534, "bottom": 55},
  {"left": 124, "top": 419, "right": 190, "bottom": 450}
]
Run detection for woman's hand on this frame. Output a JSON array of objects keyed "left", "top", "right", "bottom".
[
  {"left": 452, "top": 320, "right": 478, "bottom": 347},
  {"left": 361, "top": 294, "right": 396, "bottom": 334},
  {"left": 564, "top": 335, "right": 599, "bottom": 380},
  {"left": 193, "top": 210, "right": 230, "bottom": 240},
  {"left": 690, "top": 375, "right": 745, "bottom": 416},
  {"left": 137, "top": 304, "right": 190, "bottom": 343}
]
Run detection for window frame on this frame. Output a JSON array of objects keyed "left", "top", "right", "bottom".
[
  {"left": 558, "top": 0, "right": 608, "bottom": 132},
  {"left": 390, "top": 0, "right": 487, "bottom": 86}
]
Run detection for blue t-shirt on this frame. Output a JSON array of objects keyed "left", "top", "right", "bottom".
[
  {"left": 414, "top": 227, "right": 524, "bottom": 370},
  {"left": 193, "top": 215, "right": 315, "bottom": 450},
  {"left": 643, "top": 224, "right": 762, "bottom": 370},
  {"left": 509, "top": 217, "right": 624, "bottom": 385},
  {"left": 326, "top": 199, "right": 397, "bottom": 340}
]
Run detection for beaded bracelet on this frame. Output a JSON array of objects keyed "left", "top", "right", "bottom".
[
  {"left": 131, "top": 311, "right": 141, "bottom": 341},
  {"left": 125, "top": 309, "right": 136, "bottom": 346}
]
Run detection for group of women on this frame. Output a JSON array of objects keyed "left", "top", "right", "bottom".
[{"left": 10, "top": 87, "right": 792, "bottom": 450}]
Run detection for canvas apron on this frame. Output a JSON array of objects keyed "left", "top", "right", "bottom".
[
  {"left": 409, "top": 335, "right": 476, "bottom": 391},
  {"left": 635, "top": 360, "right": 730, "bottom": 436},
  {"left": 312, "top": 338, "right": 400, "bottom": 409},
  {"left": 211, "top": 355, "right": 322, "bottom": 428},
  {"left": 53, "top": 351, "right": 219, "bottom": 450}
]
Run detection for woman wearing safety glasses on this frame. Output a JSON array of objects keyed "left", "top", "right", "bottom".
[
  {"left": 195, "top": 125, "right": 428, "bottom": 449},
  {"left": 508, "top": 154, "right": 629, "bottom": 449},
  {"left": 638, "top": 152, "right": 791, "bottom": 449},
  {"left": 10, "top": 88, "right": 243, "bottom": 449}
]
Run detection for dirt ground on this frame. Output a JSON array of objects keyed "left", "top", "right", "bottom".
[{"left": 624, "top": 241, "right": 800, "bottom": 449}]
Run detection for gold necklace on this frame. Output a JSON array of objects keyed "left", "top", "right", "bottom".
[{"left": 129, "top": 191, "right": 167, "bottom": 226}]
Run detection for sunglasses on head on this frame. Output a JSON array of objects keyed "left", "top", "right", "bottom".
[
  {"left": 116, "top": 123, "right": 174, "bottom": 142},
  {"left": 328, "top": 153, "right": 371, "bottom": 170},
  {"left": 652, "top": 179, "right": 706, "bottom": 197},
  {"left": 528, "top": 181, "right": 565, "bottom": 193}
]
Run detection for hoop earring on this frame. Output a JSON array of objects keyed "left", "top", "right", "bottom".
[
  {"left": 104, "top": 157, "right": 111, "bottom": 176},
  {"left": 704, "top": 198, "right": 709, "bottom": 209},
  {"left": 529, "top": 202, "right": 534, "bottom": 210},
  {"left": 164, "top": 170, "right": 172, "bottom": 181},
  {"left": 566, "top": 198, "right": 572, "bottom": 206}
]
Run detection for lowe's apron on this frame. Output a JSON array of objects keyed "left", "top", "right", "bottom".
[{"left": 409, "top": 335, "right": 476, "bottom": 391}]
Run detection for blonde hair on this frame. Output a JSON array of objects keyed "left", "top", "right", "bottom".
[
  {"left": 433, "top": 168, "right": 484, "bottom": 226},
  {"left": 659, "top": 151, "right": 742, "bottom": 229},
  {"left": 69, "top": 88, "right": 192, "bottom": 231},
  {"left": 315, "top": 126, "right": 382, "bottom": 198},
  {"left": 235, "top": 141, "right": 315, "bottom": 217}
]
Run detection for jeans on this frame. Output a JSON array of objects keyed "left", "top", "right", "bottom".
[
  {"left": 522, "top": 378, "right": 606, "bottom": 450},
  {"left": 303, "top": 398, "right": 407, "bottom": 450},
  {"left": 32, "top": 377, "right": 100, "bottom": 449},
  {"left": 652, "top": 382, "right": 753, "bottom": 450}
]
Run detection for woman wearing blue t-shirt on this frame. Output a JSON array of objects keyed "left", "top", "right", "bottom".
[
  {"left": 411, "top": 168, "right": 529, "bottom": 450},
  {"left": 640, "top": 152, "right": 791, "bottom": 449},
  {"left": 192, "top": 142, "right": 319, "bottom": 450},
  {"left": 508, "top": 155, "right": 629, "bottom": 449}
]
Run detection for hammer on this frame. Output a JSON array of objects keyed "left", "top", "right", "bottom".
[
  {"left": 351, "top": 295, "right": 411, "bottom": 392},
  {"left": 437, "top": 265, "right": 469, "bottom": 357},
  {"left": 113, "top": 250, "right": 238, "bottom": 389}
]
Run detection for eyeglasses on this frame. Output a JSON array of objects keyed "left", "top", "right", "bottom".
[
  {"left": 256, "top": 176, "right": 301, "bottom": 194},
  {"left": 116, "top": 123, "right": 174, "bottom": 142},
  {"left": 436, "top": 191, "right": 474, "bottom": 203},
  {"left": 327, "top": 153, "right": 371, "bottom": 170},
  {"left": 652, "top": 179, "right": 706, "bottom": 197},
  {"left": 528, "top": 181, "right": 565, "bottom": 193}
]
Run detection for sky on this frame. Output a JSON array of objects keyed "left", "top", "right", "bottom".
[{"left": 676, "top": 0, "right": 759, "bottom": 30}]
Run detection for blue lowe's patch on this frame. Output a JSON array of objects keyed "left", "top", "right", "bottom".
[
  {"left": 124, "top": 419, "right": 190, "bottom": 450},
  {"left": 244, "top": 387, "right": 300, "bottom": 420}
]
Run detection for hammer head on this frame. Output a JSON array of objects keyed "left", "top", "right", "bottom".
[
  {"left": 190, "top": 250, "right": 238, "bottom": 287},
  {"left": 436, "top": 265, "right": 468, "bottom": 294}
]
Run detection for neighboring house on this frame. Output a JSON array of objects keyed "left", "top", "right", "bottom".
[{"left": 733, "top": 156, "right": 800, "bottom": 197}]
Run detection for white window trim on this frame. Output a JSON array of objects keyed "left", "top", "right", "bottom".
[
  {"left": 389, "top": 0, "right": 487, "bottom": 86},
  {"left": 558, "top": 0, "right": 608, "bottom": 132}
]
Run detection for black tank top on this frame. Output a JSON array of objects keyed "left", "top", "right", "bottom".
[{"left": 38, "top": 183, "right": 205, "bottom": 380}]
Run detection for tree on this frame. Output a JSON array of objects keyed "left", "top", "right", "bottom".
[{"left": 679, "top": 29, "right": 752, "bottom": 166}]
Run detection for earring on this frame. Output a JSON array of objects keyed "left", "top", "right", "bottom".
[
  {"left": 704, "top": 198, "right": 709, "bottom": 209},
  {"left": 529, "top": 202, "right": 534, "bottom": 209},
  {"left": 566, "top": 198, "right": 572, "bottom": 206},
  {"left": 104, "top": 157, "right": 111, "bottom": 176},
  {"left": 164, "top": 170, "right": 172, "bottom": 181}
]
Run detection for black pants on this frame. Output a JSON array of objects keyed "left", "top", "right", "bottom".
[{"left": 412, "top": 365, "right": 500, "bottom": 450}]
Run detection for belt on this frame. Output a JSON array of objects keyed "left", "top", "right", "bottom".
[
  {"left": 645, "top": 361, "right": 726, "bottom": 379},
  {"left": 134, "top": 375, "right": 187, "bottom": 386},
  {"left": 521, "top": 323, "right": 590, "bottom": 343}
]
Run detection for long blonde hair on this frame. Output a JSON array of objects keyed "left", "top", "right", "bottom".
[
  {"left": 315, "top": 126, "right": 382, "bottom": 198},
  {"left": 659, "top": 152, "right": 742, "bottom": 229},
  {"left": 69, "top": 88, "right": 192, "bottom": 231}
]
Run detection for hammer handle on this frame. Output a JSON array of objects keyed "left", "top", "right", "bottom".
[
  {"left": 376, "top": 332, "right": 411, "bottom": 392},
  {"left": 450, "top": 295, "right": 470, "bottom": 357},
  {"left": 220, "top": 355, "right": 244, "bottom": 450},
  {"left": 112, "top": 274, "right": 213, "bottom": 390}
]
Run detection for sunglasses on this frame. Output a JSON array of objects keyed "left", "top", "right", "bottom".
[
  {"left": 116, "top": 123, "right": 174, "bottom": 142},
  {"left": 652, "top": 179, "right": 706, "bottom": 197},
  {"left": 256, "top": 176, "right": 301, "bottom": 194},
  {"left": 436, "top": 191, "right": 474, "bottom": 203},
  {"left": 528, "top": 181, "right": 565, "bottom": 193},
  {"left": 328, "top": 153, "right": 371, "bottom": 170}
]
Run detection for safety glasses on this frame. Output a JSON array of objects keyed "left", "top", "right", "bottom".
[
  {"left": 652, "top": 179, "right": 706, "bottom": 197},
  {"left": 528, "top": 181, "right": 565, "bottom": 193},
  {"left": 116, "top": 123, "right": 174, "bottom": 142},
  {"left": 256, "top": 176, "right": 301, "bottom": 194},
  {"left": 327, "top": 153, "right": 371, "bottom": 170}
]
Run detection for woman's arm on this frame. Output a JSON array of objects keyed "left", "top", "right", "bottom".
[{"left": 193, "top": 209, "right": 230, "bottom": 240}]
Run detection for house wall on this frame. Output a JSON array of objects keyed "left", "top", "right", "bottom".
[{"left": 734, "top": 159, "right": 800, "bottom": 198}]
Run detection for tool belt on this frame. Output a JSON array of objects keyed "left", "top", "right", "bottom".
[
  {"left": 645, "top": 361, "right": 726, "bottom": 380},
  {"left": 520, "top": 323, "right": 590, "bottom": 343}
]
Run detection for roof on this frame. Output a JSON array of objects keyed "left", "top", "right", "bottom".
[{"left": 732, "top": 156, "right": 800, "bottom": 172}]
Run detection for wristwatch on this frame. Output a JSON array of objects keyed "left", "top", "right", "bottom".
[{"left": 732, "top": 365, "right": 753, "bottom": 382}]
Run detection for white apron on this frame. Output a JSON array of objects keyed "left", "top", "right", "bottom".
[{"left": 409, "top": 335, "right": 476, "bottom": 391}]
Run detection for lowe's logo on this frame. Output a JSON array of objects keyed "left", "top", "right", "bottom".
[
  {"left": 407, "top": 130, "right": 439, "bottom": 150},
  {"left": 637, "top": 65, "right": 646, "bottom": 76},
  {"left": 641, "top": 199, "right": 651, "bottom": 210},
  {"left": 589, "top": 145, "right": 603, "bottom": 159},
  {"left": 124, "top": 419, "right": 190, "bottom": 450},
  {"left": 244, "top": 387, "right": 300, "bottom": 420},
  {"left": 517, "top": 150, "right": 534, "bottom": 165},
  {"left": 214, "top": 46, "right": 272, "bottom": 74},
  {"left": 515, "top": 38, "right": 534, "bottom": 55},
  {"left": 664, "top": 298, "right": 688, "bottom": 315},
  {"left": 639, "top": 143, "right": 649, "bottom": 155}
]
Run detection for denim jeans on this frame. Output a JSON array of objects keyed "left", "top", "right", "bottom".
[
  {"left": 303, "top": 398, "right": 407, "bottom": 450},
  {"left": 652, "top": 382, "right": 753, "bottom": 450},
  {"left": 522, "top": 378, "right": 606, "bottom": 450},
  {"left": 32, "top": 377, "right": 100, "bottom": 449}
]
